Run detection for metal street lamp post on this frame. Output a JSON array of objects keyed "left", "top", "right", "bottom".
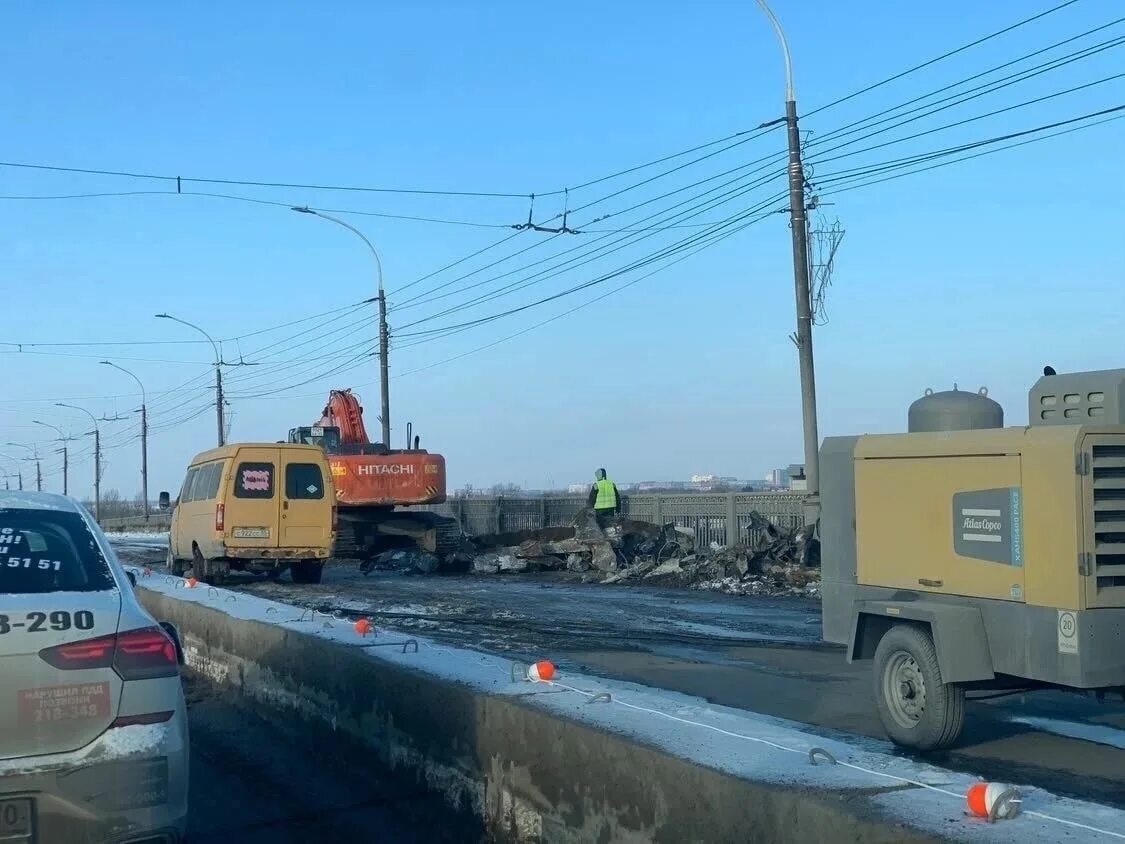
[
  {"left": 56, "top": 403, "right": 101, "bottom": 522},
  {"left": 0, "top": 455, "right": 22, "bottom": 491},
  {"left": 4, "top": 443, "right": 41, "bottom": 492},
  {"left": 100, "top": 361, "right": 149, "bottom": 519},
  {"left": 155, "top": 313, "right": 224, "bottom": 446},
  {"left": 755, "top": 0, "right": 820, "bottom": 522},
  {"left": 292, "top": 206, "right": 391, "bottom": 447},
  {"left": 33, "top": 420, "right": 73, "bottom": 496}
]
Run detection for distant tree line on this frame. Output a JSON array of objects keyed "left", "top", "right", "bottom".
[{"left": 81, "top": 489, "right": 152, "bottom": 519}]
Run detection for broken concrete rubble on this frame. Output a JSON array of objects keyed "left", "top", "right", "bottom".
[
  {"left": 565, "top": 554, "right": 590, "bottom": 573},
  {"left": 590, "top": 541, "right": 618, "bottom": 572},
  {"left": 460, "top": 506, "right": 820, "bottom": 599},
  {"left": 360, "top": 548, "right": 441, "bottom": 576}
]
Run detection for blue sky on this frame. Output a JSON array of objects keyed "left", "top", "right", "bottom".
[{"left": 0, "top": 1, "right": 1122, "bottom": 498}]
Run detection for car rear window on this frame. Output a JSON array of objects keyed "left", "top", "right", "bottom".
[
  {"left": 0, "top": 509, "right": 114, "bottom": 594},
  {"left": 286, "top": 463, "right": 325, "bottom": 500},
  {"left": 235, "top": 462, "right": 274, "bottom": 499}
]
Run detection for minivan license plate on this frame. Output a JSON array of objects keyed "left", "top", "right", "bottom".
[
  {"left": 233, "top": 527, "right": 269, "bottom": 539},
  {"left": 0, "top": 798, "right": 33, "bottom": 842}
]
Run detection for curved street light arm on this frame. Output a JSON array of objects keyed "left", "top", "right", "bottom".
[{"left": 154, "top": 313, "right": 220, "bottom": 364}]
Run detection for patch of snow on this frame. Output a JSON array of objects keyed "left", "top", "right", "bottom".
[
  {"left": 138, "top": 575, "right": 1125, "bottom": 842},
  {"left": 0, "top": 723, "right": 170, "bottom": 777},
  {"left": 107, "top": 531, "right": 169, "bottom": 543},
  {"left": 95, "top": 723, "right": 168, "bottom": 757},
  {"left": 1008, "top": 715, "right": 1125, "bottom": 751}
]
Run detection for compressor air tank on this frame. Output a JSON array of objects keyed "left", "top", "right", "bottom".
[{"left": 908, "top": 384, "right": 1004, "bottom": 433}]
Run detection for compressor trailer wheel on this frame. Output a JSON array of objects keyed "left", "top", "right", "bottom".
[{"left": 873, "top": 624, "right": 965, "bottom": 750}]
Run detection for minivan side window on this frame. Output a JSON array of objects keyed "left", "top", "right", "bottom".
[
  {"left": 204, "top": 461, "right": 224, "bottom": 499},
  {"left": 180, "top": 467, "right": 199, "bottom": 503},
  {"left": 193, "top": 462, "right": 219, "bottom": 501},
  {"left": 235, "top": 462, "right": 274, "bottom": 499},
  {"left": 286, "top": 463, "right": 325, "bottom": 500}
]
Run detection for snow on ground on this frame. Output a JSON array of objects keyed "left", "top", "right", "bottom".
[
  {"left": 105, "top": 530, "right": 169, "bottom": 544},
  {"left": 1008, "top": 715, "right": 1125, "bottom": 752},
  {"left": 132, "top": 568, "right": 1125, "bottom": 842}
]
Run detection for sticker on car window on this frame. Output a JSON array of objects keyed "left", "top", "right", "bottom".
[
  {"left": 242, "top": 470, "right": 270, "bottom": 491},
  {"left": 18, "top": 682, "right": 111, "bottom": 725}
]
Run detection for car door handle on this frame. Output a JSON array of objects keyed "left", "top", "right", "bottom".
[{"left": 283, "top": 500, "right": 289, "bottom": 510}]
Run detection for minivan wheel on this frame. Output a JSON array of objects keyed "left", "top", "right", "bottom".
[
  {"left": 291, "top": 559, "right": 324, "bottom": 585},
  {"left": 873, "top": 624, "right": 965, "bottom": 750},
  {"left": 194, "top": 547, "right": 229, "bottom": 586},
  {"left": 167, "top": 545, "right": 186, "bottom": 578}
]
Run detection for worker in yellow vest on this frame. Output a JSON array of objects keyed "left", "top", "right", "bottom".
[{"left": 587, "top": 468, "right": 621, "bottom": 529}]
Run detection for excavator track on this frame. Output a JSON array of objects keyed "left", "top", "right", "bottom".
[{"left": 333, "top": 507, "right": 462, "bottom": 560}]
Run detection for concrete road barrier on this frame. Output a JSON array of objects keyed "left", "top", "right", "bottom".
[{"left": 135, "top": 580, "right": 1125, "bottom": 843}]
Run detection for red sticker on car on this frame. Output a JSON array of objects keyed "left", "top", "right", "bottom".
[{"left": 18, "top": 682, "right": 111, "bottom": 725}]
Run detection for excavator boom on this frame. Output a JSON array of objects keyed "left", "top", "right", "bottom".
[{"left": 317, "top": 389, "right": 371, "bottom": 446}]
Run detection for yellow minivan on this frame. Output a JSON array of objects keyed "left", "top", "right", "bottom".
[{"left": 161, "top": 443, "right": 336, "bottom": 584}]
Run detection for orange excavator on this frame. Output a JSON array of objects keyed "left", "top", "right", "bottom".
[{"left": 288, "top": 389, "right": 457, "bottom": 558}]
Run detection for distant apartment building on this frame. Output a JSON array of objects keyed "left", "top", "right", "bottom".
[
  {"left": 688, "top": 473, "right": 740, "bottom": 491},
  {"left": 631, "top": 480, "right": 688, "bottom": 492},
  {"left": 765, "top": 468, "right": 785, "bottom": 487},
  {"left": 787, "top": 464, "right": 807, "bottom": 491}
]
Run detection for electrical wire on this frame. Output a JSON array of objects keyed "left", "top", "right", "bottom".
[
  {"left": 807, "top": 72, "right": 1125, "bottom": 169},
  {"left": 392, "top": 153, "right": 790, "bottom": 313},
  {"left": 812, "top": 103, "right": 1125, "bottom": 189},
  {"left": 804, "top": 0, "right": 1085, "bottom": 117},
  {"left": 0, "top": 161, "right": 547, "bottom": 199},
  {"left": 393, "top": 174, "right": 789, "bottom": 333},
  {"left": 804, "top": 30, "right": 1125, "bottom": 156},
  {"left": 395, "top": 207, "right": 780, "bottom": 378}
]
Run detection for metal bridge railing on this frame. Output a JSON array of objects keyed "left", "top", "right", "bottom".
[{"left": 429, "top": 492, "right": 806, "bottom": 546}]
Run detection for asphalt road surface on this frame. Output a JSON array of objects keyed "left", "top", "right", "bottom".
[
  {"left": 183, "top": 672, "right": 478, "bottom": 843},
  {"left": 115, "top": 537, "right": 1125, "bottom": 813}
]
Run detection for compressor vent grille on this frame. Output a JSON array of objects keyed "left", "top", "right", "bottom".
[{"left": 1092, "top": 444, "right": 1125, "bottom": 596}]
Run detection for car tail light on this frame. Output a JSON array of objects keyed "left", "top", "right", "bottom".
[
  {"left": 40, "top": 627, "right": 179, "bottom": 680},
  {"left": 215, "top": 502, "right": 225, "bottom": 532},
  {"left": 110, "top": 710, "right": 175, "bottom": 728}
]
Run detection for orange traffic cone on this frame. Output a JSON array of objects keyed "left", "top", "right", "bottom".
[
  {"left": 527, "top": 660, "right": 556, "bottom": 682},
  {"left": 966, "top": 782, "right": 1021, "bottom": 821},
  {"left": 354, "top": 618, "right": 373, "bottom": 637},
  {"left": 185, "top": 577, "right": 199, "bottom": 589}
]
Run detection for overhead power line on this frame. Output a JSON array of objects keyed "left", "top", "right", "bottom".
[
  {"left": 0, "top": 161, "right": 546, "bottom": 199},
  {"left": 808, "top": 72, "right": 1125, "bottom": 167},
  {"left": 805, "top": 0, "right": 1085, "bottom": 117},
  {"left": 0, "top": 124, "right": 769, "bottom": 205},
  {"left": 0, "top": 189, "right": 521, "bottom": 229},
  {"left": 804, "top": 27, "right": 1125, "bottom": 156}
]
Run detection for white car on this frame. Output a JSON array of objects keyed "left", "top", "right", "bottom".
[{"left": 0, "top": 491, "right": 188, "bottom": 843}]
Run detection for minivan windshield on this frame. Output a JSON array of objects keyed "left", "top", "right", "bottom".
[{"left": 0, "top": 509, "right": 114, "bottom": 594}]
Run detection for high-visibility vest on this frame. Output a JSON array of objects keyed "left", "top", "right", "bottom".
[{"left": 594, "top": 478, "right": 618, "bottom": 510}]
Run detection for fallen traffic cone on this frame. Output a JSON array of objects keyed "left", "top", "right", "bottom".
[
  {"left": 966, "top": 782, "right": 1021, "bottom": 821},
  {"left": 185, "top": 577, "right": 199, "bottom": 589},
  {"left": 354, "top": 618, "right": 373, "bottom": 637},
  {"left": 527, "top": 660, "right": 556, "bottom": 682}
]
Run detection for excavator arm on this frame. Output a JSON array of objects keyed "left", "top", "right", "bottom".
[{"left": 317, "top": 389, "right": 372, "bottom": 446}]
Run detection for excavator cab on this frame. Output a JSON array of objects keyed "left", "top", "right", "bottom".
[{"left": 288, "top": 425, "right": 343, "bottom": 453}]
